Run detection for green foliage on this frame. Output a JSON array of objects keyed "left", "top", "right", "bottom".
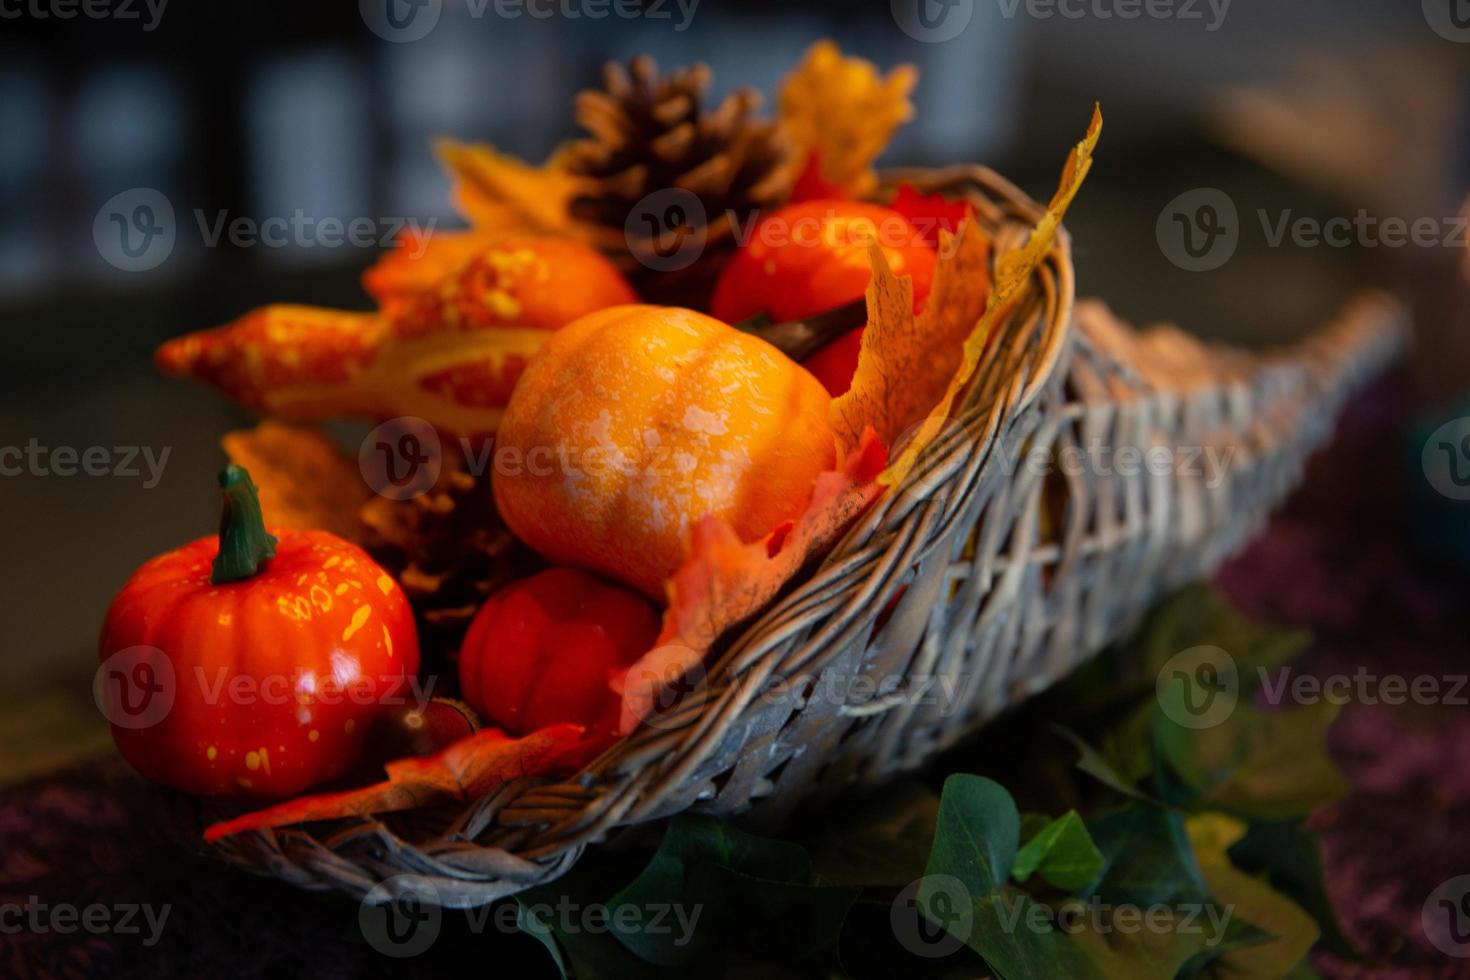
[
  {"left": 512, "top": 587, "right": 1353, "bottom": 979},
  {"left": 1013, "top": 811, "right": 1105, "bottom": 890}
]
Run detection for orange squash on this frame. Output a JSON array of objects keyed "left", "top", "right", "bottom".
[
  {"left": 390, "top": 236, "right": 638, "bottom": 338},
  {"left": 493, "top": 305, "right": 838, "bottom": 598}
]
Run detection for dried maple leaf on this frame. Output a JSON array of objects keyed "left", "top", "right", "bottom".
[
  {"left": 437, "top": 139, "right": 595, "bottom": 240},
  {"left": 778, "top": 41, "right": 917, "bottom": 199},
  {"left": 829, "top": 218, "right": 992, "bottom": 452},
  {"left": 203, "top": 724, "right": 583, "bottom": 841},
  {"left": 222, "top": 422, "right": 368, "bottom": 542},
  {"left": 861, "top": 105, "right": 1103, "bottom": 488}
]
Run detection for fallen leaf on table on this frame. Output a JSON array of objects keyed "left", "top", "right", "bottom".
[
  {"left": 222, "top": 422, "right": 369, "bottom": 542},
  {"left": 778, "top": 41, "right": 917, "bottom": 199},
  {"left": 203, "top": 724, "right": 584, "bottom": 841}
]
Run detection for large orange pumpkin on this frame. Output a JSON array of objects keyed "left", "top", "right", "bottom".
[{"left": 493, "top": 305, "right": 838, "bottom": 598}]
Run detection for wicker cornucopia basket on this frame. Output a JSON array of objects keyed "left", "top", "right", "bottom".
[{"left": 197, "top": 165, "right": 1406, "bottom": 908}]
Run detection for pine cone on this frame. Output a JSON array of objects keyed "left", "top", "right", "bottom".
[
  {"left": 563, "top": 56, "right": 797, "bottom": 305},
  {"left": 359, "top": 450, "right": 533, "bottom": 654}
]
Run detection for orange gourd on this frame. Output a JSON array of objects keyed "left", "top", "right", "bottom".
[{"left": 493, "top": 305, "right": 838, "bottom": 598}]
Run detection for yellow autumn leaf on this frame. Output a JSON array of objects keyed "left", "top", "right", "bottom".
[
  {"left": 778, "top": 41, "right": 918, "bottom": 198},
  {"left": 222, "top": 422, "right": 369, "bottom": 541},
  {"left": 879, "top": 105, "right": 1103, "bottom": 487},
  {"left": 435, "top": 139, "right": 594, "bottom": 239}
]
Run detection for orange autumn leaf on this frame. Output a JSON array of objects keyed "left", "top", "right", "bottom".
[
  {"left": 779, "top": 41, "right": 917, "bottom": 198},
  {"left": 436, "top": 139, "right": 594, "bottom": 240},
  {"left": 875, "top": 105, "right": 1103, "bottom": 488},
  {"left": 362, "top": 229, "right": 501, "bottom": 316},
  {"left": 615, "top": 429, "right": 888, "bottom": 734},
  {"left": 829, "top": 219, "right": 992, "bottom": 451},
  {"left": 221, "top": 422, "right": 368, "bottom": 542},
  {"left": 203, "top": 724, "right": 584, "bottom": 841}
]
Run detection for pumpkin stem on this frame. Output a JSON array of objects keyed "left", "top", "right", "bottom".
[
  {"left": 735, "top": 298, "right": 868, "bottom": 362},
  {"left": 210, "top": 464, "right": 279, "bottom": 585}
]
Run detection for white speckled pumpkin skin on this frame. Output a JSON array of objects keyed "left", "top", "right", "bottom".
[{"left": 493, "top": 305, "right": 838, "bottom": 599}]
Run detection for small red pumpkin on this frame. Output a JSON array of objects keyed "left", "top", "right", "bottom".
[
  {"left": 458, "top": 568, "right": 661, "bottom": 749},
  {"left": 97, "top": 465, "right": 420, "bottom": 797}
]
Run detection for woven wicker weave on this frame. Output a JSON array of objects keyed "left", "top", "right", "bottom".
[{"left": 201, "top": 166, "right": 1407, "bottom": 907}]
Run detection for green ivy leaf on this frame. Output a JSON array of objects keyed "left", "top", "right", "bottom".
[
  {"left": 1155, "top": 695, "right": 1350, "bottom": 821},
  {"left": 1138, "top": 587, "right": 1311, "bottom": 686},
  {"left": 1228, "top": 820, "right": 1360, "bottom": 959},
  {"left": 919, "top": 775, "right": 1102, "bottom": 979},
  {"left": 516, "top": 856, "right": 687, "bottom": 980},
  {"left": 1012, "top": 811, "right": 1105, "bottom": 891},
  {"left": 606, "top": 815, "right": 858, "bottom": 970},
  {"left": 1184, "top": 814, "right": 1319, "bottom": 977},
  {"left": 1054, "top": 725, "right": 1161, "bottom": 805},
  {"left": 921, "top": 776, "right": 1240, "bottom": 980}
]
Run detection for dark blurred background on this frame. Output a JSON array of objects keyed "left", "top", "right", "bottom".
[{"left": 2, "top": 0, "right": 1468, "bottom": 783}]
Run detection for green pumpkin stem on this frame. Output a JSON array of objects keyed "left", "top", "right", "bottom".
[{"left": 210, "top": 464, "right": 279, "bottom": 585}]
